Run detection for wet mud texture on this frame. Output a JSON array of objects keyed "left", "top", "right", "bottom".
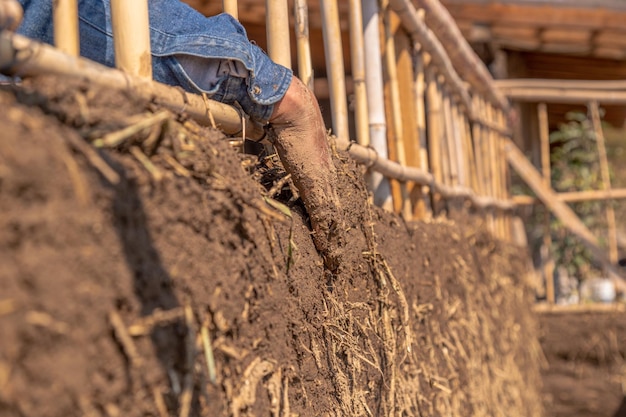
[{"left": 0, "top": 76, "right": 543, "bottom": 417}]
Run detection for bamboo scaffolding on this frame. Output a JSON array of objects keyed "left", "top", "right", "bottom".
[
  {"left": 538, "top": 102, "right": 555, "bottom": 303},
  {"left": 222, "top": 0, "right": 238, "bottom": 19},
  {"left": 320, "top": 0, "right": 349, "bottom": 142},
  {"left": 0, "top": 32, "right": 262, "bottom": 137},
  {"left": 589, "top": 101, "right": 619, "bottom": 264},
  {"left": 110, "top": 0, "right": 152, "bottom": 78},
  {"left": 53, "top": 0, "right": 79, "bottom": 56},
  {"left": 497, "top": 109, "right": 512, "bottom": 241},
  {"left": 362, "top": 0, "right": 392, "bottom": 209},
  {"left": 504, "top": 137, "right": 626, "bottom": 292},
  {"left": 294, "top": 0, "right": 312, "bottom": 90},
  {"left": 266, "top": 0, "right": 291, "bottom": 69}
]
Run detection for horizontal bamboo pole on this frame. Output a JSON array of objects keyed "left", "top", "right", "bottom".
[
  {"left": 513, "top": 188, "right": 626, "bottom": 204},
  {"left": 496, "top": 78, "right": 626, "bottom": 91},
  {"left": 0, "top": 31, "right": 263, "bottom": 138},
  {"left": 495, "top": 79, "right": 626, "bottom": 104},
  {"left": 533, "top": 303, "right": 626, "bottom": 314},
  {"left": 335, "top": 137, "right": 514, "bottom": 212}
]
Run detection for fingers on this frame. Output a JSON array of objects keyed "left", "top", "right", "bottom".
[{"left": 0, "top": 0, "right": 23, "bottom": 31}]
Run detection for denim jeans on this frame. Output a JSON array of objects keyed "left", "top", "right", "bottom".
[{"left": 16, "top": 0, "right": 292, "bottom": 123}]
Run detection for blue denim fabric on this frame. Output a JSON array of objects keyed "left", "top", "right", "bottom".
[{"left": 16, "top": 0, "right": 292, "bottom": 123}]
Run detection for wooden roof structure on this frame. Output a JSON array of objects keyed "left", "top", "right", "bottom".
[{"left": 442, "top": 0, "right": 626, "bottom": 61}]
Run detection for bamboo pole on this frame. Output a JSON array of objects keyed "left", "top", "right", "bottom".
[
  {"left": 333, "top": 137, "right": 514, "bottom": 211},
  {"left": 538, "top": 102, "right": 555, "bottom": 303},
  {"left": 589, "top": 101, "right": 619, "bottom": 264},
  {"left": 348, "top": 0, "right": 369, "bottom": 146},
  {"left": 294, "top": 0, "right": 313, "bottom": 90},
  {"left": 413, "top": 51, "right": 432, "bottom": 218},
  {"left": 514, "top": 189, "right": 626, "bottom": 204},
  {"left": 496, "top": 85, "right": 626, "bottom": 104},
  {"left": 0, "top": 32, "right": 263, "bottom": 137},
  {"left": 222, "top": 0, "right": 238, "bottom": 19},
  {"left": 110, "top": 0, "right": 152, "bottom": 78},
  {"left": 425, "top": 66, "right": 443, "bottom": 212},
  {"left": 53, "top": 0, "right": 79, "bottom": 56},
  {"left": 382, "top": 2, "right": 411, "bottom": 218},
  {"left": 266, "top": 0, "right": 291, "bottom": 69},
  {"left": 497, "top": 109, "right": 512, "bottom": 241},
  {"left": 471, "top": 96, "right": 486, "bottom": 198},
  {"left": 442, "top": 91, "right": 459, "bottom": 187},
  {"left": 486, "top": 102, "right": 500, "bottom": 237},
  {"left": 320, "top": 0, "right": 349, "bottom": 142},
  {"left": 504, "top": 137, "right": 626, "bottom": 292},
  {"left": 362, "top": 0, "right": 392, "bottom": 209}
]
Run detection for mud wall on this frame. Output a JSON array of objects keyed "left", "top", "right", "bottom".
[{"left": 0, "top": 78, "right": 543, "bottom": 417}]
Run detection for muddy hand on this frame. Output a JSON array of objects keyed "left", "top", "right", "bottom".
[
  {"left": 0, "top": 0, "right": 23, "bottom": 31},
  {"left": 269, "top": 77, "right": 345, "bottom": 271}
]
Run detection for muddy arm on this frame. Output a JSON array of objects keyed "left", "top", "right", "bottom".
[{"left": 268, "top": 77, "right": 344, "bottom": 270}]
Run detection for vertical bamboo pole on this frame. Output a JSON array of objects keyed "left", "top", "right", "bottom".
[
  {"left": 348, "top": 0, "right": 370, "bottom": 146},
  {"left": 222, "top": 0, "right": 238, "bottom": 19},
  {"left": 363, "top": 0, "right": 392, "bottom": 209},
  {"left": 471, "top": 96, "right": 486, "bottom": 197},
  {"left": 439, "top": 84, "right": 452, "bottom": 189},
  {"left": 589, "top": 101, "right": 618, "bottom": 265},
  {"left": 320, "top": 0, "right": 349, "bottom": 141},
  {"left": 53, "top": 0, "right": 79, "bottom": 56},
  {"left": 452, "top": 103, "right": 467, "bottom": 187},
  {"left": 479, "top": 97, "right": 495, "bottom": 234},
  {"left": 426, "top": 66, "right": 443, "bottom": 213},
  {"left": 110, "top": 0, "right": 152, "bottom": 78},
  {"left": 266, "top": 0, "right": 291, "bottom": 69},
  {"left": 413, "top": 51, "right": 432, "bottom": 218},
  {"left": 294, "top": 0, "right": 313, "bottom": 90},
  {"left": 538, "top": 102, "right": 555, "bottom": 303},
  {"left": 442, "top": 92, "right": 459, "bottom": 186},
  {"left": 497, "top": 108, "right": 512, "bottom": 242},
  {"left": 465, "top": 116, "right": 477, "bottom": 192},
  {"left": 382, "top": 2, "right": 411, "bottom": 218}
]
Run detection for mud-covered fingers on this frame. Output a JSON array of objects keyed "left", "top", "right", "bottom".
[{"left": 0, "top": 0, "right": 23, "bottom": 31}]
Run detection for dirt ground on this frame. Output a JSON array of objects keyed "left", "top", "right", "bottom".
[
  {"left": 0, "top": 76, "right": 544, "bottom": 416},
  {"left": 539, "top": 311, "right": 626, "bottom": 417}
]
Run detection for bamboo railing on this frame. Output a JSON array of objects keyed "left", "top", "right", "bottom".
[{"left": 4, "top": 0, "right": 624, "bottom": 295}]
